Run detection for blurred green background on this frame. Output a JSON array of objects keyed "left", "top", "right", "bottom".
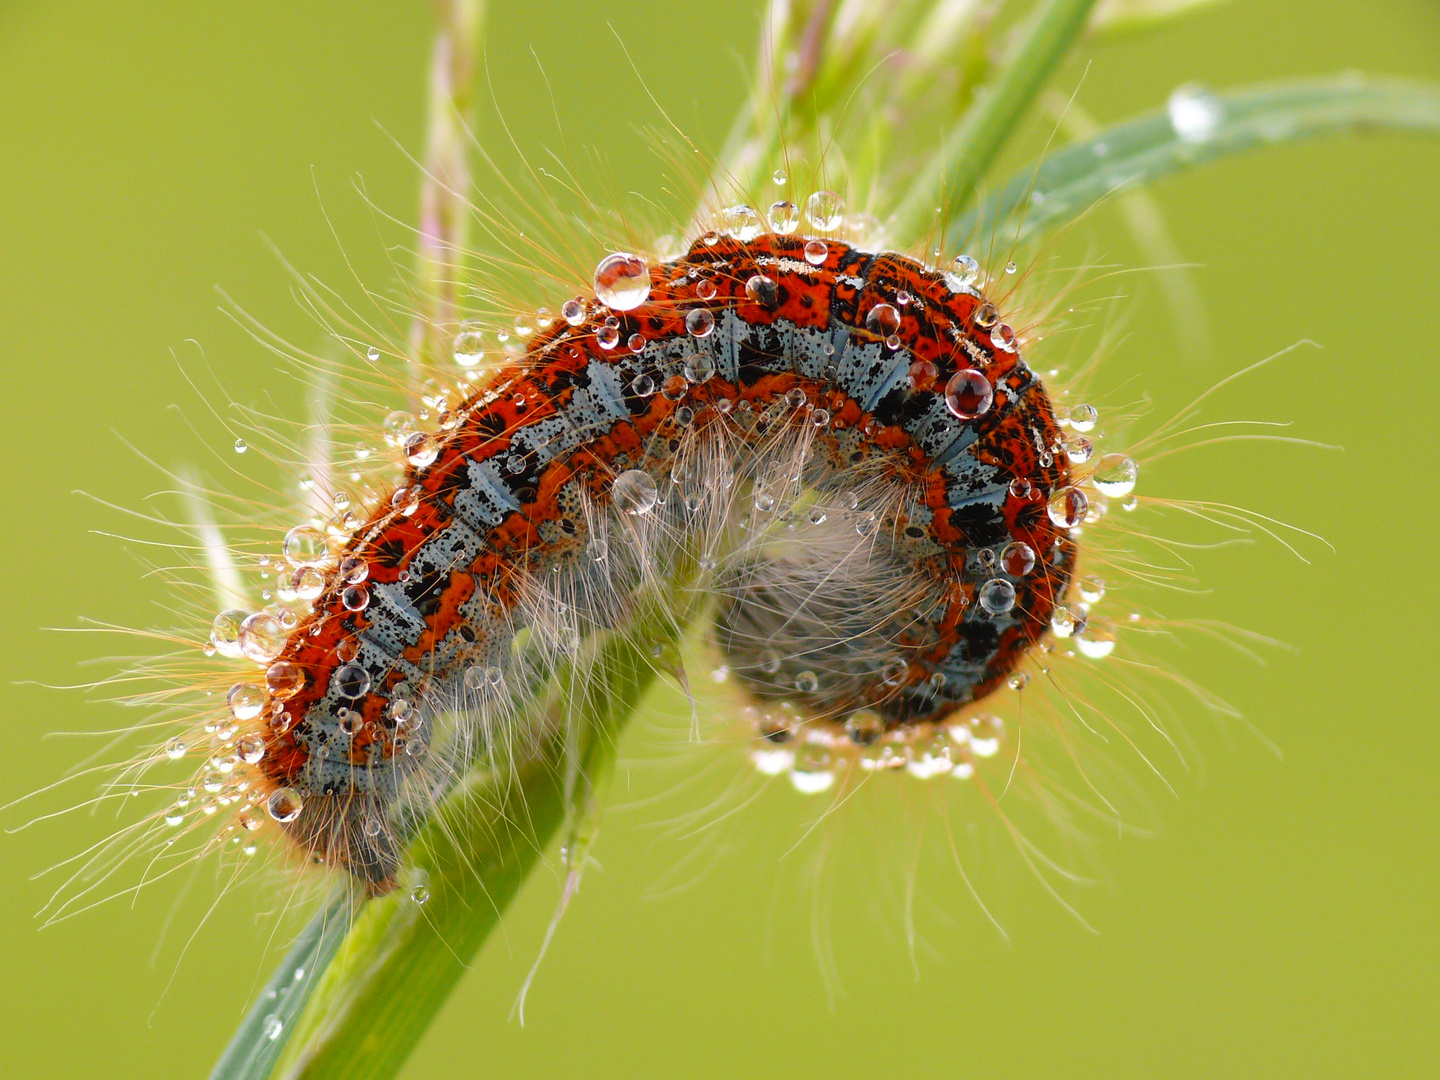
[{"left": 3, "top": 1, "right": 1438, "bottom": 1077}]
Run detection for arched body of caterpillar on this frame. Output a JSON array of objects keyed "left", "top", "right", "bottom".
[{"left": 222, "top": 231, "right": 1082, "bottom": 890}]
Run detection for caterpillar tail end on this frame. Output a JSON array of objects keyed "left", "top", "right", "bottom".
[{"left": 278, "top": 794, "right": 401, "bottom": 895}]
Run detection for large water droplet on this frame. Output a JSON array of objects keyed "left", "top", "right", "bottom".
[
  {"left": 1168, "top": 83, "right": 1223, "bottom": 144},
  {"left": 593, "top": 252, "right": 651, "bottom": 311},
  {"left": 767, "top": 200, "right": 800, "bottom": 234},
  {"left": 1075, "top": 618, "right": 1117, "bottom": 659},
  {"left": 967, "top": 714, "right": 1004, "bottom": 757},
  {"left": 944, "top": 369, "right": 993, "bottom": 419},
  {"left": 744, "top": 274, "right": 778, "bottom": 308},
  {"left": 865, "top": 302, "right": 901, "bottom": 337},
  {"left": 790, "top": 745, "right": 835, "bottom": 794},
  {"left": 227, "top": 683, "right": 266, "bottom": 721},
  {"left": 1000, "top": 541, "right": 1036, "bottom": 577},
  {"left": 945, "top": 254, "right": 981, "bottom": 291},
  {"left": 803, "top": 239, "right": 828, "bottom": 266},
  {"left": 404, "top": 432, "right": 439, "bottom": 468},
  {"left": 236, "top": 733, "right": 267, "bottom": 765},
  {"left": 266, "top": 661, "right": 305, "bottom": 699},
  {"left": 978, "top": 578, "right": 1016, "bottom": 615},
  {"left": 1069, "top": 403, "right": 1098, "bottom": 432},
  {"left": 452, "top": 327, "right": 484, "bottom": 367},
  {"left": 239, "top": 612, "right": 286, "bottom": 664},
  {"left": 211, "top": 609, "right": 249, "bottom": 659},
  {"left": 266, "top": 787, "right": 304, "bottom": 823},
  {"left": 283, "top": 526, "right": 330, "bottom": 568},
  {"left": 805, "top": 190, "right": 845, "bottom": 232},
  {"left": 611, "top": 469, "right": 658, "bottom": 515},
  {"left": 721, "top": 204, "right": 763, "bottom": 241},
  {"left": 1047, "top": 487, "right": 1089, "bottom": 529},
  {"left": 683, "top": 353, "right": 715, "bottom": 383},
  {"left": 332, "top": 662, "right": 371, "bottom": 700},
  {"left": 1091, "top": 453, "right": 1138, "bottom": 497},
  {"left": 684, "top": 308, "right": 714, "bottom": 338}
]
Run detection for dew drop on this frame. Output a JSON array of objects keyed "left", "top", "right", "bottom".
[
  {"left": 1051, "top": 606, "right": 1085, "bottom": 638},
  {"left": 865, "top": 302, "right": 901, "bottom": 337},
  {"left": 289, "top": 565, "right": 325, "bottom": 601},
  {"left": 611, "top": 469, "right": 658, "bottom": 515},
  {"left": 978, "top": 578, "right": 1016, "bottom": 615},
  {"left": 944, "top": 369, "right": 993, "bottom": 420},
  {"left": 266, "top": 661, "right": 305, "bottom": 699},
  {"left": 794, "top": 670, "right": 819, "bottom": 693},
  {"left": 682, "top": 353, "right": 715, "bottom": 384},
  {"left": 1000, "top": 541, "right": 1036, "bottom": 576},
  {"left": 236, "top": 733, "right": 266, "bottom": 765},
  {"left": 332, "top": 662, "right": 371, "bottom": 700},
  {"left": 452, "top": 328, "right": 484, "bottom": 367},
  {"left": 1076, "top": 618, "right": 1117, "bottom": 659},
  {"left": 945, "top": 254, "right": 981, "bottom": 291},
  {"left": 561, "top": 298, "right": 585, "bottom": 325},
  {"left": 772, "top": 168, "right": 787, "bottom": 185},
  {"left": 744, "top": 274, "right": 778, "bottom": 308},
  {"left": 631, "top": 374, "right": 656, "bottom": 398},
  {"left": 227, "top": 683, "right": 266, "bottom": 722},
  {"left": 803, "top": 239, "right": 828, "bottom": 266},
  {"left": 595, "top": 324, "right": 620, "bottom": 349},
  {"left": 1078, "top": 575, "right": 1106, "bottom": 603},
  {"left": 341, "top": 585, "right": 369, "bottom": 612},
  {"left": 767, "top": 200, "right": 800, "bottom": 234},
  {"left": 722, "top": 204, "right": 763, "bottom": 241},
  {"left": 1168, "top": 83, "right": 1223, "bottom": 143},
  {"left": 266, "top": 787, "right": 304, "bottom": 823},
  {"left": 684, "top": 308, "right": 714, "bottom": 338},
  {"left": 790, "top": 746, "right": 835, "bottom": 794},
  {"left": 1046, "top": 487, "right": 1089, "bottom": 529},
  {"left": 283, "top": 525, "right": 330, "bottom": 568},
  {"left": 1069, "top": 403, "right": 1098, "bottom": 432},
  {"left": 844, "top": 709, "right": 884, "bottom": 746},
  {"left": 1066, "top": 436, "right": 1093, "bottom": 464},
  {"left": 967, "top": 714, "right": 1004, "bottom": 757},
  {"left": 880, "top": 657, "right": 909, "bottom": 687},
  {"left": 906, "top": 732, "right": 954, "bottom": 779},
  {"left": 365, "top": 346, "right": 380, "bottom": 363},
  {"left": 239, "top": 612, "right": 286, "bottom": 664},
  {"left": 593, "top": 252, "right": 651, "bottom": 311},
  {"left": 805, "top": 190, "right": 845, "bottom": 232},
  {"left": 211, "top": 609, "right": 248, "bottom": 659},
  {"left": 1091, "top": 453, "right": 1138, "bottom": 497}
]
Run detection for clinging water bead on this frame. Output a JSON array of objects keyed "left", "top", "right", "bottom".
[{"left": 204, "top": 228, "right": 1138, "bottom": 890}]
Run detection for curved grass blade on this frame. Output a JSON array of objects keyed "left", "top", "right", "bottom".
[
  {"left": 943, "top": 75, "right": 1440, "bottom": 251},
  {"left": 265, "top": 612, "right": 681, "bottom": 1080},
  {"left": 208, "top": 891, "right": 359, "bottom": 1080},
  {"left": 892, "top": 0, "right": 1100, "bottom": 239}
]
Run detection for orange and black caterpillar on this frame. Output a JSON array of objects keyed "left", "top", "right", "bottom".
[{"left": 218, "top": 230, "right": 1085, "bottom": 889}]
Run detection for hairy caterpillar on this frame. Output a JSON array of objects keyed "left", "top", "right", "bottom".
[
  {"left": 21, "top": 0, "right": 1286, "bottom": 971},
  {"left": 201, "top": 215, "right": 1114, "bottom": 890}
]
